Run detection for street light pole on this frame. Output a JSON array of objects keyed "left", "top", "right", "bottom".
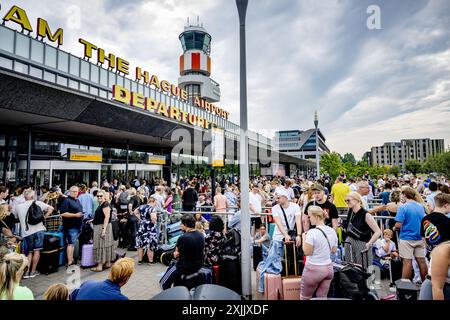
[
  {"left": 236, "top": 0, "right": 251, "bottom": 300},
  {"left": 314, "top": 111, "right": 320, "bottom": 180}
]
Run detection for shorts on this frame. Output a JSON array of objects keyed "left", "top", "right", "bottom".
[
  {"left": 398, "top": 239, "right": 426, "bottom": 260},
  {"left": 24, "top": 231, "right": 44, "bottom": 251},
  {"left": 64, "top": 228, "right": 81, "bottom": 245}
]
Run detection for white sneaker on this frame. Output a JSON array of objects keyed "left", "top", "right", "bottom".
[
  {"left": 29, "top": 271, "right": 40, "bottom": 278},
  {"left": 23, "top": 273, "right": 31, "bottom": 279}
]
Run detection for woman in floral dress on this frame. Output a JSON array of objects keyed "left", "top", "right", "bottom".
[
  {"left": 204, "top": 215, "right": 226, "bottom": 266},
  {"left": 135, "top": 197, "right": 158, "bottom": 265}
]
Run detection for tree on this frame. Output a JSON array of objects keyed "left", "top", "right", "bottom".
[
  {"left": 320, "top": 152, "right": 342, "bottom": 182},
  {"left": 342, "top": 153, "right": 356, "bottom": 165},
  {"left": 388, "top": 166, "right": 401, "bottom": 177},
  {"left": 405, "top": 160, "right": 422, "bottom": 175}
]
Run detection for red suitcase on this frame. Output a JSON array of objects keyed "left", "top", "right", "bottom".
[{"left": 281, "top": 242, "right": 301, "bottom": 300}]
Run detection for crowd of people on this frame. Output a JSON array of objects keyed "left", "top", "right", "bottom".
[{"left": 0, "top": 171, "right": 449, "bottom": 300}]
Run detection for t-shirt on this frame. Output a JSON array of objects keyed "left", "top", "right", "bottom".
[
  {"left": 214, "top": 194, "right": 228, "bottom": 212},
  {"left": 305, "top": 225, "right": 338, "bottom": 266},
  {"left": 303, "top": 199, "right": 339, "bottom": 228},
  {"left": 254, "top": 231, "right": 271, "bottom": 247},
  {"left": 0, "top": 285, "right": 34, "bottom": 300},
  {"left": 70, "top": 279, "right": 128, "bottom": 300},
  {"left": 425, "top": 192, "right": 438, "bottom": 210},
  {"left": 331, "top": 183, "right": 350, "bottom": 208},
  {"left": 380, "top": 191, "right": 391, "bottom": 205},
  {"left": 249, "top": 192, "right": 262, "bottom": 214},
  {"left": 59, "top": 196, "right": 83, "bottom": 230},
  {"left": 15, "top": 200, "right": 49, "bottom": 237},
  {"left": 375, "top": 239, "right": 397, "bottom": 257},
  {"left": 271, "top": 202, "right": 301, "bottom": 242},
  {"left": 93, "top": 202, "right": 112, "bottom": 225},
  {"left": 420, "top": 212, "right": 450, "bottom": 256},
  {"left": 176, "top": 230, "right": 205, "bottom": 274},
  {"left": 395, "top": 201, "right": 426, "bottom": 241},
  {"left": 361, "top": 195, "right": 369, "bottom": 210}
]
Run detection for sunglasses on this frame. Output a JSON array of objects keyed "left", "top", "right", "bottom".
[
  {"left": 345, "top": 199, "right": 352, "bottom": 203},
  {"left": 97, "top": 195, "right": 104, "bottom": 198}
]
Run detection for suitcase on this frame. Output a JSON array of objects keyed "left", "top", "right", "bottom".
[
  {"left": 38, "top": 233, "right": 61, "bottom": 274},
  {"left": 268, "top": 223, "right": 275, "bottom": 239},
  {"left": 212, "top": 265, "right": 220, "bottom": 285},
  {"left": 264, "top": 272, "right": 282, "bottom": 300},
  {"left": 219, "top": 255, "right": 242, "bottom": 295},
  {"left": 154, "top": 243, "right": 176, "bottom": 262},
  {"left": 167, "top": 221, "right": 181, "bottom": 237},
  {"left": 395, "top": 279, "right": 419, "bottom": 301},
  {"left": 168, "top": 234, "right": 182, "bottom": 245},
  {"left": 81, "top": 243, "right": 96, "bottom": 268},
  {"left": 151, "top": 286, "right": 192, "bottom": 300},
  {"left": 253, "top": 245, "right": 263, "bottom": 271},
  {"left": 281, "top": 242, "right": 301, "bottom": 300},
  {"left": 45, "top": 231, "right": 66, "bottom": 266},
  {"left": 160, "top": 250, "right": 175, "bottom": 266}
]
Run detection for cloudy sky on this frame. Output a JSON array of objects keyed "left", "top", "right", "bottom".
[{"left": 2, "top": 0, "right": 449, "bottom": 159}]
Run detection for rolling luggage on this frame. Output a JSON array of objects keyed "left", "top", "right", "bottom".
[
  {"left": 154, "top": 243, "right": 176, "bottom": 262},
  {"left": 281, "top": 242, "right": 301, "bottom": 300},
  {"left": 264, "top": 272, "right": 282, "bottom": 300},
  {"left": 160, "top": 250, "right": 175, "bottom": 266},
  {"left": 253, "top": 245, "right": 263, "bottom": 271},
  {"left": 38, "top": 233, "right": 61, "bottom": 274},
  {"left": 45, "top": 231, "right": 65, "bottom": 266},
  {"left": 219, "top": 254, "right": 242, "bottom": 295},
  {"left": 212, "top": 265, "right": 220, "bottom": 285},
  {"left": 81, "top": 243, "right": 96, "bottom": 268},
  {"left": 395, "top": 279, "right": 419, "bottom": 301}
]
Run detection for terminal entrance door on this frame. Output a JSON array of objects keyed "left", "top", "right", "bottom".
[{"left": 52, "top": 170, "right": 99, "bottom": 191}]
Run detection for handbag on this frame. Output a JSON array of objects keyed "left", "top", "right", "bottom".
[
  {"left": 280, "top": 205, "right": 296, "bottom": 242},
  {"left": 346, "top": 211, "right": 370, "bottom": 241}
]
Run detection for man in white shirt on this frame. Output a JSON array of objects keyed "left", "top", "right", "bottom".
[
  {"left": 275, "top": 179, "right": 295, "bottom": 202},
  {"left": 357, "top": 181, "right": 370, "bottom": 210},
  {"left": 249, "top": 185, "right": 263, "bottom": 231},
  {"left": 11, "top": 185, "right": 32, "bottom": 218},
  {"left": 348, "top": 178, "right": 358, "bottom": 192},
  {"left": 14, "top": 189, "right": 54, "bottom": 278},
  {"left": 257, "top": 188, "right": 302, "bottom": 293}
]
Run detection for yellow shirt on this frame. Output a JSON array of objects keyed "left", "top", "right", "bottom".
[{"left": 331, "top": 182, "right": 350, "bottom": 208}]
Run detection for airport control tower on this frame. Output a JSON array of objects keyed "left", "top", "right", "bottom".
[{"left": 178, "top": 18, "right": 221, "bottom": 103}]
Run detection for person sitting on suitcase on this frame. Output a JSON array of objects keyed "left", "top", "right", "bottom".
[
  {"left": 300, "top": 206, "right": 338, "bottom": 300},
  {"left": 70, "top": 257, "right": 135, "bottom": 300},
  {"left": 257, "top": 188, "right": 302, "bottom": 294},
  {"left": 159, "top": 214, "right": 205, "bottom": 290}
]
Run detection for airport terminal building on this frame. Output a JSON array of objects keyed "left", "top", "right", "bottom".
[{"left": 0, "top": 5, "right": 314, "bottom": 190}]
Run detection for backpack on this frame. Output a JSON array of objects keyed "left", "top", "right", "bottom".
[
  {"left": 221, "top": 228, "right": 241, "bottom": 256},
  {"left": 119, "top": 191, "right": 128, "bottom": 205},
  {"left": 26, "top": 201, "right": 44, "bottom": 230}
]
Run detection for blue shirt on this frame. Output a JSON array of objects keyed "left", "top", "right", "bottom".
[
  {"left": 78, "top": 193, "right": 94, "bottom": 220},
  {"left": 60, "top": 196, "right": 84, "bottom": 230},
  {"left": 70, "top": 280, "right": 128, "bottom": 300},
  {"left": 395, "top": 201, "right": 426, "bottom": 241},
  {"left": 380, "top": 191, "right": 391, "bottom": 205},
  {"left": 228, "top": 210, "right": 241, "bottom": 231}
]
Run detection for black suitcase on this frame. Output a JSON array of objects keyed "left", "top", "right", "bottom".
[
  {"left": 219, "top": 254, "right": 241, "bottom": 295},
  {"left": 252, "top": 245, "right": 262, "bottom": 271},
  {"left": 282, "top": 243, "right": 301, "bottom": 276},
  {"left": 38, "top": 234, "right": 61, "bottom": 274},
  {"left": 395, "top": 279, "right": 419, "bottom": 300},
  {"left": 154, "top": 243, "right": 176, "bottom": 263}
]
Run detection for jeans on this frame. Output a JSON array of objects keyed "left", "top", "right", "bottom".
[
  {"left": 257, "top": 240, "right": 284, "bottom": 293},
  {"left": 24, "top": 231, "right": 45, "bottom": 251},
  {"left": 64, "top": 228, "right": 81, "bottom": 245},
  {"left": 419, "top": 278, "right": 450, "bottom": 300}
]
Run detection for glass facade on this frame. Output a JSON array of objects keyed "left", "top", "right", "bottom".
[{"left": 0, "top": 24, "right": 270, "bottom": 150}]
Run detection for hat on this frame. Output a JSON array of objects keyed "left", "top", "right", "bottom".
[
  {"left": 311, "top": 183, "right": 324, "bottom": 192},
  {"left": 274, "top": 188, "right": 289, "bottom": 198}
]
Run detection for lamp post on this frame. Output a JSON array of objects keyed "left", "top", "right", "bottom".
[
  {"left": 236, "top": 0, "right": 251, "bottom": 300},
  {"left": 314, "top": 111, "right": 320, "bottom": 180}
]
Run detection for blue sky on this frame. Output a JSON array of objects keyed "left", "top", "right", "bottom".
[{"left": 2, "top": 0, "right": 449, "bottom": 159}]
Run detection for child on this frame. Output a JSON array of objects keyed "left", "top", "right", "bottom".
[
  {"left": 376, "top": 229, "right": 398, "bottom": 259},
  {"left": 43, "top": 283, "right": 69, "bottom": 300}
]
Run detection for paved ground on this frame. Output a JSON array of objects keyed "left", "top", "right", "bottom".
[{"left": 24, "top": 250, "right": 395, "bottom": 300}]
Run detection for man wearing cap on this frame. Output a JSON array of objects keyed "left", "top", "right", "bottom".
[
  {"left": 303, "top": 183, "right": 339, "bottom": 232},
  {"left": 257, "top": 188, "right": 302, "bottom": 293}
]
